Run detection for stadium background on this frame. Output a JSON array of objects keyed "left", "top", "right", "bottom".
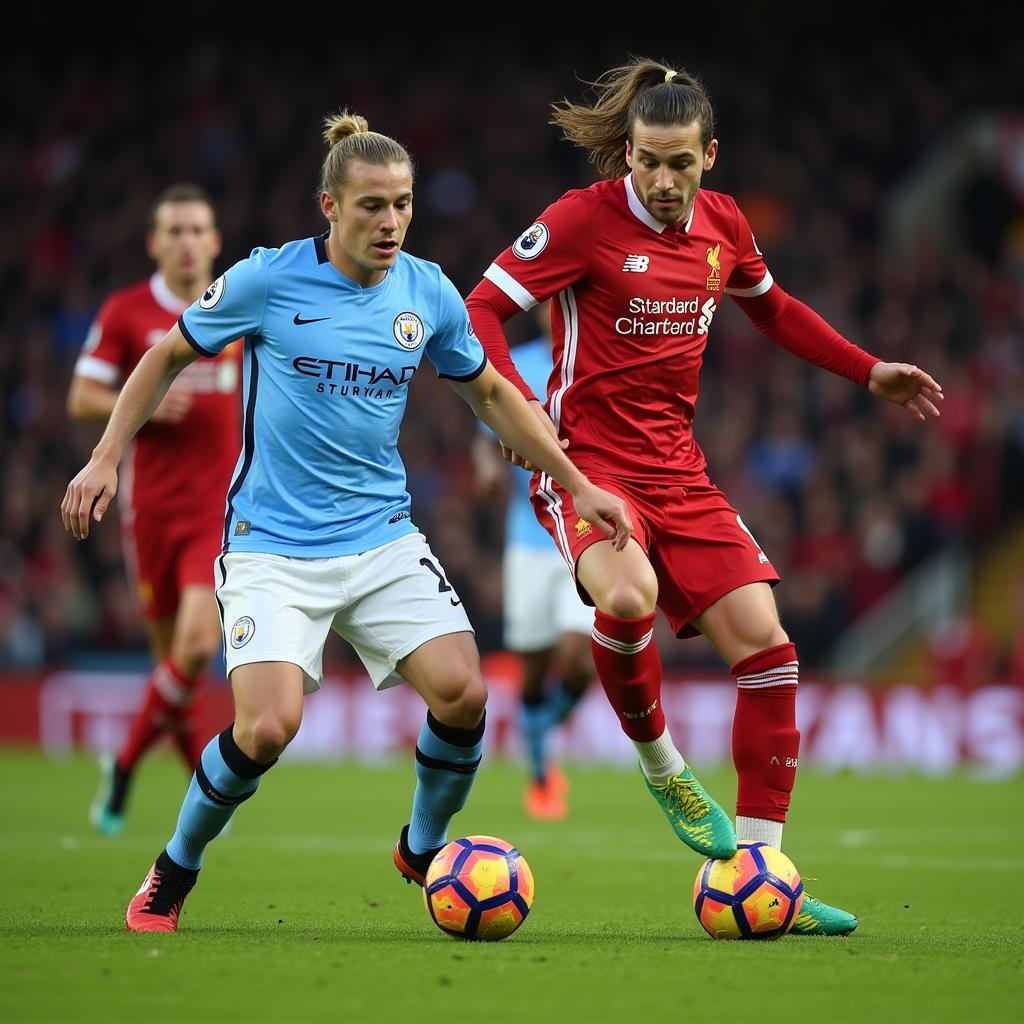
[{"left": 1, "top": 26, "right": 1022, "bottom": 775}]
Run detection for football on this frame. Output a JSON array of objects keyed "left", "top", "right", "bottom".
[
  {"left": 693, "top": 841, "right": 803, "bottom": 940},
  {"left": 423, "top": 835, "right": 534, "bottom": 941}
]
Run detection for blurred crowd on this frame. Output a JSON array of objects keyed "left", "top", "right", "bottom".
[{"left": 1, "top": 36, "right": 1022, "bottom": 676}]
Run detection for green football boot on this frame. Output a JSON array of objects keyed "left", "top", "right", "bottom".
[
  {"left": 89, "top": 754, "right": 126, "bottom": 837},
  {"left": 640, "top": 764, "right": 736, "bottom": 859},
  {"left": 790, "top": 893, "right": 858, "bottom": 936}
]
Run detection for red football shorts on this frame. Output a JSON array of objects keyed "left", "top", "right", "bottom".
[
  {"left": 123, "top": 511, "right": 223, "bottom": 620},
  {"left": 531, "top": 473, "right": 779, "bottom": 638}
]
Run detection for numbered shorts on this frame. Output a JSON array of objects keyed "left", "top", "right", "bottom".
[
  {"left": 214, "top": 532, "right": 473, "bottom": 693},
  {"left": 123, "top": 510, "right": 224, "bottom": 620},
  {"left": 531, "top": 473, "right": 779, "bottom": 638},
  {"left": 503, "top": 544, "right": 594, "bottom": 652}
]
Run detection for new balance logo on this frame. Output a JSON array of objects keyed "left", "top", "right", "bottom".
[{"left": 622, "top": 254, "right": 650, "bottom": 273}]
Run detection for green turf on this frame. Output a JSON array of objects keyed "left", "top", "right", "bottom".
[{"left": 1, "top": 749, "right": 1022, "bottom": 1024}]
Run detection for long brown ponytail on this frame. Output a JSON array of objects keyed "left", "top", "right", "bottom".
[{"left": 550, "top": 58, "right": 715, "bottom": 179}]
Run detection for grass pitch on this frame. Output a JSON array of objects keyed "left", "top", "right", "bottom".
[{"left": 1, "top": 749, "right": 1022, "bottom": 1023}]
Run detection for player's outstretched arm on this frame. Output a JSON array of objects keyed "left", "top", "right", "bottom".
[
  {"left": 61, "top": 326, "right": 198, "bottom": 540},
  {"left": 867, "top": 361, "right": 943, "bottom": 421},
  {"left": 67, "top": 375, "right": 194, "bottom": 425},
  {"left": 451, "top": 362, "right": 633, "bottom": 551}
]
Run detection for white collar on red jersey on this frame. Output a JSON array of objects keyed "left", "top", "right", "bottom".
[
  {"left": 149, "top": 272, "right": 191, "bottom": 315},
  {"left": 624, "top": 173, "right": 695, "bottom": 235}
]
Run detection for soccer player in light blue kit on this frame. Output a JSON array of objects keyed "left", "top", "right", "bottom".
[
  {"left": 474, "top": 319, "right": 595, "bottom": 820},
  {"left": 62, "top": 112, "right": 632, "bottom": 933}
]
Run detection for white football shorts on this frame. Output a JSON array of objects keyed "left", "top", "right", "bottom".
[
  {"left": 215, "top": 532, "right": 474, "bottom": 693},
  {"left": 503, "top": 543, "right": 594, "bottom": 653}
]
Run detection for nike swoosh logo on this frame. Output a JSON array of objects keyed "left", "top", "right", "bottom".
[
  {"left": 450, "top": 598, "right": 462, "bottom": 607},
  {"left": 293, "top": 313, "right": 330, "bottom": 325}
]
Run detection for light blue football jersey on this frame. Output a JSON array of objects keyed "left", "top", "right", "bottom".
[
  {"left": 479, "top": 337, "right": 555, "bottom": 551},
  {"left": 179, "top": 234, "right": 486, "bottom": 556}
]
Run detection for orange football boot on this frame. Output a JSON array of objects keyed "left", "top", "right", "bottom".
[
  {"left": 125, "top": 853, "right": 197, "bottom": 933},
  {"left": 394, "top": 825, "right": 443, "bottom": 887}
]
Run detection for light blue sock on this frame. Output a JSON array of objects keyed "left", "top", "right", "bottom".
[
  {"left": 408, "top": 711, "right": 485, "bottom": 855},
  {"left": 519, "top": 699, "right": 551, "bottom": 784},
  {"left": 165, "top": 726, "right": 275, "bottom": 870}
]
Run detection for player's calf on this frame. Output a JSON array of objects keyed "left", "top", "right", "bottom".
[
  {"left": 732, "top": 643, "right": 800, "bottom": 851},
  {"left": 405, "top": 710, "right": 485, "bottom": 856}
]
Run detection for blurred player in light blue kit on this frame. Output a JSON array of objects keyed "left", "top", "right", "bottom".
[
  {"left": 62, "top": 111, "right": 632, "bottom": 932},
  {"left": 474, "top": 310, "right": 595, "bottom": 820}
]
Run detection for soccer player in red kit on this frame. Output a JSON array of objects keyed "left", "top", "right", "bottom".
[
  {"left": 68, "top": 185, "right": 241, "bottom": 835},
  {"left": 466, "top": 60, "right": 943, "bottom": 935}
]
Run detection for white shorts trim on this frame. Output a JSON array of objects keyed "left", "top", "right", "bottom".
[
  {"left": 215, "top": 533, "right": 474, "bottom": 694},
  {"left": 503, "top": 544, "right": 593, "bottom": 652}
]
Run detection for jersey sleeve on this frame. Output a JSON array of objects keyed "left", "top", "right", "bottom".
[
  {"left": 426, "top": 272, "right": 487, "bottom": 382},
  {"left": 724, "top": 201, "right": 774, "bottom": 298},
  {"left": 74, "top": 296, "right": 129, "bottom": 386},
  {"left": 481, "top": 190, "right": 593, "bottom": 310},
  {"left": 178, "top": 249, "right": 269, "bottom": 357}
]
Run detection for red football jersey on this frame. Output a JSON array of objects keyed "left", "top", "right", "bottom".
[
  {"left": 74, "top": 273, "right": 241, "bottom": 520},
  {"left": 481, "top": 175, "right": 775, "bottom": 483}
]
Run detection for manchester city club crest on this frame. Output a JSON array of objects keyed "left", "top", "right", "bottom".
[
  {"left": 393, "top": 311, "right": 424, "bottom": 350},
  {"left": 199, "top": 275, "right": 226, "bottom": 309},
  {"left": 512, "top": 221, "right": 549, "bottom": 260},
  {"left": 230, "top": 615, "right": 255, "bottom": 648}
]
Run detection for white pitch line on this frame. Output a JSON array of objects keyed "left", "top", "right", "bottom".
[{"left": 252, "top": 835, "right": 1024, "bottom": 872}]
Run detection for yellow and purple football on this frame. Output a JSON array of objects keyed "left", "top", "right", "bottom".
[
  {"left": 693, "top": 841, "right": 803, "bottom": 939},
  {"left": 423, "top": 835, "right": 534, "bottom": 941}
]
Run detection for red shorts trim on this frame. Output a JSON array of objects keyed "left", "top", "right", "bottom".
[
  {"left": 531, "top": 473, "right": 779, "bottom": 638},
  {"left": 123, "top": 512, "right": 223, "bottom": 621}
]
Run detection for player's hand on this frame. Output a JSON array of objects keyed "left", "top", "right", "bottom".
[
  {"left": 867, "top": 362, "right": 943, "bottom": 422},
  {"left": 150, "top": 386, "right": 193, "bottom": 424},
  {"left": 501, "top": 400, "right": 568, "bottom": 471},
  {"left": 571, "top": 481, "right": 633, "bottom": 552},
  {"left": 61, "top": 455, "right": 119, "bottom": 540}
]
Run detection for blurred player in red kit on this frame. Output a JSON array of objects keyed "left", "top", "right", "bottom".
[
  {"left": 467, "top": 59, "right": 943, "bottom": 934},
  {"left": 68, "top": 185, "right": 241, "bottom": 835}
]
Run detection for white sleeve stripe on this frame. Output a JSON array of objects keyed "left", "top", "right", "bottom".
[
  {"left": 73, "top": 355, "right": 120, "bottom": 385},
  {"left": 725, "top": 269, "right": 774, "bottom": 298},
  {"left": 483, "top": 263, "right": 538, "bottom": 311}
]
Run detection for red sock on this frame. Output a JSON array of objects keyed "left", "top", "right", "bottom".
[
  {"left": 117, "top": 658, "right": 200, "bottom": 773},
  {"left": 731, "top": 643, "right": 800, "bottom": 823},
  {"left": 168, "top": 688, "right": 208, "bottom": 770},
  {"left": 591, "top": 610, "right": 665, "bottom": 741}
]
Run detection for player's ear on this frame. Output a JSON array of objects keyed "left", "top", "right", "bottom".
[
  {"left": 704, "top": 139, "right": 718, "bottom": 172},
  {"left": 625, "top": 138, "right": 634, "bottom": 170},
  {"left": 320, "top": 190, "right": 339, "bottom": 223},
  {"left": 211, "top": 229, "right": 223, "bottom": 260},
  {"left": 144, "top": 232, "right": 157, "bottom": 260}
]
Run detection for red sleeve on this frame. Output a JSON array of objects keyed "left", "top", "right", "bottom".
[
  {"left": 74, "top": 295, "right": 130, "bottom": 386},
  {"left": 468, "top": 190, "right": 592, "bottom": 400},
  {"left": 724, "top": 202, "right": 773, "bottom": 298},
  {"left": 732, "top": 284, "right": 880, "bottom": 387},
  {"left": 465, "top": 280, "right": 536, "bottom": 400}
]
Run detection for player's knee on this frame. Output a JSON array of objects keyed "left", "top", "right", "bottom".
[
  {"left": 600, "top": 581, "right": 657, "bottom": 619},
  {"left": 172, "top": 625, "right": 222, "bottom": 676},
  {"left": 750, "top": 624, "right": 791, "bottom": 655},
  {"left": 235, "top": 711, "right": 301, "bottom": 762},
  {"left": 432, "top": 671, "right": 487, "bottom": 730},
  {"left": 175, "top": 642, "right": 220, "bottom": 678}
]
